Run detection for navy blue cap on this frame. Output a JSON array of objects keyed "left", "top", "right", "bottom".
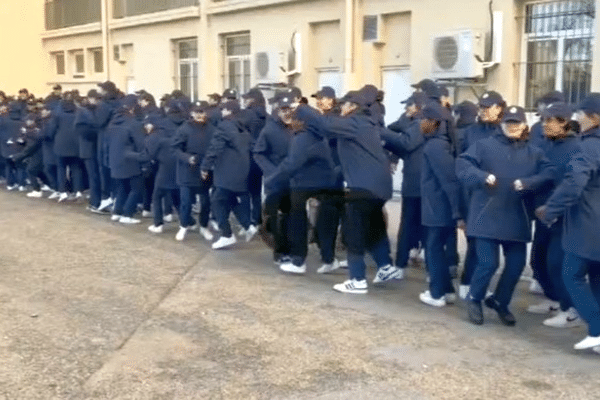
[
  {"left": 360, "top": 84, "right": 379, "bottom": 105},
  {"left": 340, "top": 91, "right": 367, "bottom": 106},
  {"left": 242, "top": 87, "right": 264, "bottom": 101},
  {"left": 578, "top": 93, "right": 600, "bottom": 115},
  {"left": 191, "top": 101, "right": 210, "bottom": 113},
  {"left": 438, "top": 85, "right": 450, "bottom": 97},
  {"left": 311, "top": 86, "right": 336, "bottom": 99},
  {"left": 453, "top": 100, "right": 478, "bottom": 117},
  {"left": 412, "top": 79, "right": 441, "bottom": 100},
  {"left": 541, "top": 102, "right": 572, "bottom": 120},
  {"left": 420, "top": 101, "right": 445, "bottom": 121},
  {"left": 502, "top": 106, "right": 526, "bottom": 123},
  {"left": 479, "top": 91, "right": 505, "bottom": 107},
  {"left": 222, "top": 88, "right": 238, "bottom": 100},
  {"left": 283, "top": 86, "right": 302, "bottom": 99},
  {"left": 537, "top": 90, "right": 565, "bottom": 106},
  {"left": 401, "top": 91, "right": 427, "bottom": 107},
  {"left": 220, "top": 99, "right": 240, "bottom": 114},
  {"left": 278, "top": 95, "right": 295, "bottom": 108}
]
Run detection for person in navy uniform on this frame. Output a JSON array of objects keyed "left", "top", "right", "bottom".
[
  {"left": 457, "top": 105, "right": 554, "bottom": 326},
  {"left": 526, "top": 102, "right": 584, "bottom": 328},
  {"left": 1, "top": 101, "right": 27, "bottom": 190},
  {"left": 296, "top": 88, "right": 396, "bottom": 294},
  {"left": 382, "top": 91, "right": 426, "bottom": 276},
  {"left": 75, "top": 91, "right": 102, "bottom": 212},
  {"left": 201, "top": 99, "right": 255, "bottom": 249},
  {"left": 172, "top": 103, "right": 215, "bottom": 242},
  {"left": 417, "top": 101, "right": 464, "bottom": 307},
  {"left": 536, "top": 93, "right": 600, "bottom": 353},
  {"left": 95, "top": 81, "right": 120, "bottom": 212},
  {"left": 38, "top": 104, "right": 59, "bottom": 197},
  {"left": 264, "top": 95, "right": 338, "bottom": 274},
  {"left": 253, "top": 96, "right": 293, "bottom": 264},
  {"left": 12, "top": 114, "right": 45, "bottom": 198},
  {"left": 108, "top": 95, "right": 146, "bottom": 224}
]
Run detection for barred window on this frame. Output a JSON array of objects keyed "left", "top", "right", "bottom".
[
  {"left": 520, "top": 0, "right": 595, "bottom": 110},
  {"left": 176, "top": 38, "right": 199, "bottom": 102},
  {"left": 223, "top": 34, "right": 251, "bottom": 95}
]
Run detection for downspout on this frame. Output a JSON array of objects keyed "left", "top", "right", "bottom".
[
  {"left": 344, "top": 0, "right": 355, "bottom": 91},
  {"left": 101, "top": 0, "right": 110, "bottom": 81},
  {"left": 199, "top": 0, "right": 209, "bottom": 96}
]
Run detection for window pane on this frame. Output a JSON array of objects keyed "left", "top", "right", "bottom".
[
  {"left": 229, "top": 60, "right": 241, "bottom": 91},
  {"left": 180, "top": 63, "right": 191, "bottom": 100},
  {"left": 94, "top": 50, "right": 103, "bottom": 73},
  {"left": 179, "top": 40, "right": 198, "bottom": 59},
  {"left": 525, "top": 40, "right": 557, "bottom": 109},
  {"left": 226, "top": 35, "right": 250, "bottom": 56},
  {"left": 75, "top": 53, "right": 85, "bottom": 74},
  {"left": 243, "top": 59, "right": 251, "bottom": 93},
  {"left": 56, "top": 53, "right": 65, "bottom": 75},
  {"left": 525, "top": 0, "right": 595, "bottom": 34},
  {"left": 563, "top": 38, "right": 592, "bottom": 105},
  {"left": 192, "top": 62, "right": 198, "bottom": 102}
]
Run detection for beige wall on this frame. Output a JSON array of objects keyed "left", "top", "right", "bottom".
[{"left": 0, "top": 0, "right": 47, "bottom": 97}]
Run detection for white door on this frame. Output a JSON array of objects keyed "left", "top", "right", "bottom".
[
  {"left": 382, "top": 68, "right": 412, "bottom": 195},
  {"left": 317, "top": 69, "right": 343, "bottom": 99}
]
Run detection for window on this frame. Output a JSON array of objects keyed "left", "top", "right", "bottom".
[
  {"left": 223, "top": 33, "right": 251, "bottom": 94},
  {"left": 45, "top": 0, "right": 101, "bottom": 30},
  {"left": 53, "top": 52, "right": 65, "bottom": 75},
  {"left": 89, "top": 48, "right": 103, "bottom": 73},
  {"left": 520, "top": 0, "right": 595, "bottom": 109},
  {"left": 70, "top": 50, "right": 85, "bottom": 78},
  {"left": 176, "top": 39, "right": 199, "bottom": 102},
  {"left": 113, "top": 0, "right": 199, "bottom": 19}
]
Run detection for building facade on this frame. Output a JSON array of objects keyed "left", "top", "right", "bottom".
[{"left": 40, "top": 0, "right": 598, "bottom": 121}]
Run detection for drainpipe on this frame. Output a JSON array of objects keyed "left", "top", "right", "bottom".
[
  {"left": 344, "top": 0, "right": 355, "bottom": 91},
  {"left": 199, "top": 0, "right": 209, "bottom": 97},
  {"left": 101, "top": 0, "right": 110, "bottom": 81}
]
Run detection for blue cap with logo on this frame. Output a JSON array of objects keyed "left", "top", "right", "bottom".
[{"left": 502, "top": 105, "right": 527, "bottom": 123}]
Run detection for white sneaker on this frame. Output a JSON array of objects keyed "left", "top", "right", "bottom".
[
  {"left": 574, "top": 335, "right": 600, "bottom": 350},
  {"left": 48, "top": 191, "right": 60, "bottom": 200},
  {"left": 41, "top": 185, "right": 52, "bottom": 192},
  {"left": 373, "top": 265, "right": 404, "bottom": 283},
  {"left": 142, "top": 210, "right": 152, "bottom": 218},
  {"left": 245, "top": 225, "right": 258, "bottom": 242},
  {"left": 543, "top": 308, "right": 585, "bottom": 328},
  {"left": 209, "top": 220, "right": 219, "bottom": 231},
  {"left": 527, "top": 300, "right": 560, "bottom": 315},
  {"left": 593, "top": 346, "right": 600, "bottom": 355},
  {"left": 57, "top": 192, "right": 69, "bottom": 202},
  {"left": 419, "top": 290, "right": 446, "bottom": 307},
  {"left": 333, "top": 279, "right": 368, "bottom": 294},
  {"left": 459, "top": 285, "right": 470, "bottom": 300},
  {"left": 148, "top": 225, "right": 163, "bottom": 234},
  {"left": 212, "top": 235, "right": 236, "bottom": 249},
  {"left": 111, "top": 214, "right": 122, "bottom": 221},
  {"left": 317, "top": 259, "right": 341, "bottom": 274},
  {"left": 18, "top": 186, "right": 26, "bottom": 192},
  {"left": 529, "top": 279, "right": 545, "bottom": 295},
  {"left": 280, "top": 262, "right": 306, "bottom": 274},
  {"left": 119, "top": 216, "right": 141, "bottom": 224},
  {"left": 445, "top": 293, "right": 457, "bottom": 304},
  {"left": 164, "top": 214, "right": 173, "bottom": 223},
  {"left": 339, "top": 259, "right": 348, "bottom": 268},
  {"left": 175, "top": 226, "right": 188, "bottom": 241},
  {"left": 199, "top": 227, "right": 214, "bottom": 241},
  {"left": 6, "top": 184, "right": 18, "bottom": 191},
  {"left": 409, "top": 249, "right": 420, "bottom": 259},
  {"left": 98, "top": 198, "right": 113, "bottom": 211},
  {"left": 27, "top": 191, "right": 43, "bottom": 198},
  {"left": 75, "top": 191, "right": 83, "bottom": 200}
]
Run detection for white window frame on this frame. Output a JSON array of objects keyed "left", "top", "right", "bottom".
[
  {"left": 175, "top": 38, "right": 199, "bottom": 102},
  {"left": 223, "top": 33, "right": 251, "bottom": 95},
  {"left": 70, "top": 49, "right": 85, "bottom": 78},
  {"left": 88, "top": 47, "right": 104, "bottom": 74},
  {"left": 518, "top": 0, "right": 595, "bottom": 108},
  {"left": 52, "top": 51, "right": 65, "bottom": 76}
]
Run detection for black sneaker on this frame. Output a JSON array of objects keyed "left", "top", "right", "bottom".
[
  {"left": 467, "top": 300, "right": 484, "bottom": 325},
  {"left": 484, "top": 297, "right": 516, "bottom": 326}
]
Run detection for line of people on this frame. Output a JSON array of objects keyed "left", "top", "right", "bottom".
[{"left": 1, "top": 79, "right": 600, "bottom": 355}]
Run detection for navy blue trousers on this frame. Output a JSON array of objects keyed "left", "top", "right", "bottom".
[
  {"left": 264, "top": 190, "right": 291, "bottom": 259},
  {"left": 211, "top": 187, "right": 251, "bottom": 237},
  {"left": 44, "top": 163, "right": 57, "bottom": 191},
  {"left": 562, "top": 253, "right": 600, "bottom": 336},
  {"left": 344, "top": 197, "right": 392, "bottom": 281},
  {"left": 469, "top": 238, "right": 527, "bottom": 309},
  {"left": 426, "top": 226, "right": 456, "bottom": 299},
  {"left": 83, "top": 158, "right": 101, "bottom": 208},
  {"left": 113, "top": 175, "right": 143, "bottom": 217},
  {"left": 395, "top": 196, "right": 424, "bottom": 268},
  {"left": 180, "top": 181, "right": 211, "bottom": 228},
  {"left": 152, "top": 186, "right": 177, "bottom": 226},
  {"left": 57, "top": 156, "right": 84, "bottom": 193},
  {"left": 531, "top": 220, "right": 572, "bottom": 311},
  {"left": 248, "top": 162, "right": 263, "bottom": 225}
]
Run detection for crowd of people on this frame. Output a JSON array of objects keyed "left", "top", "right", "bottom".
[{"left": 1, "top": 78, "right": 599, "bottom": 355}]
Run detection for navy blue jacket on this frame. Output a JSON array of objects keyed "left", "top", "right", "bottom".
[
  {"left": 75, "top": 106, "right": 97, "bottom": 159},
  {"left": 458, "top": 121, "right": 503, "bottom": 154},
  {"left": 0, "top": 110, "right": 24, "bottom": 158},
  {"left": 382, "top": 117, "right": 424, "bottom": 197},
  {"left": 457, "top": 133, "right": 554, "bottom": 242},
  {"left": 131, "top": 124, "right": 177, "bottom": 189},
  {"left": 240, "top": 105, "right": 267, "bottom": 141},
  {"left": 252, "top": 115, "right": 291, "bottom": 184},
  {"left": 94, "top": 101, "right": 115, "bottom": 167},
  {"left": 38, "top": 113, "right": 57, "bottom": 166},
  {"left": 108, "top": 112, "right": 145, "bottom": 179},
  {"left": 264, "top": 124, "right": 336, "bottom": 193},
  {"left": 528, "top": 122, "right": 549, "bottom": 152},
  {"left": 47, "top": 101, "right": 78, "bottom": 158},
  {"left": 172, "top": 120, "right": 214, "bottom": 187},
  {"left": 534, "top": 135, "right": 582, "bottom": 208},
  {"left": 421, "top": 130, "right": 463, "bottom": 227},
  {"left": 299, "top": 105, "right": 393, "bottom": 200},
  {"left": 13, "top": 126, "right": 43, "bottom": 168},
  {"left": 201, "top": 117, "right": 251, "bottom": 193},
  {"left": 543, "top": 127, "right": 600, "bottom": 261}
]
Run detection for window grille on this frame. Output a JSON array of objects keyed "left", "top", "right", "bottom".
[
  {"left": 44, "top": 0, "right": 101, "bottom": 30},
  {"left": 223, "top": 34, "right": 251, "bottom": 94}
]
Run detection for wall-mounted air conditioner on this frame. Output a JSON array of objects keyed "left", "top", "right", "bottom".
[
  {"left": 363, "top": 15, "right": 384, "bottom": 44},
  {"left": 431, "top": 30, "right": 484, "bottom": 79}
]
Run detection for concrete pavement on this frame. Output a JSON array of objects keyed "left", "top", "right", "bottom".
[{"left": 0, "top": 190, "right": 599, "bottom": 400}]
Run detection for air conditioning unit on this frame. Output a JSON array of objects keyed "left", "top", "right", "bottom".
[
  {"left": 431, "top": 30, "right": 484, "bottom": 79},
  {"left": 254, "top": 51, "right": 282, "bottom": 82},
  {"left": 363, "top": 15, "right": 384, "bottom": 44}
]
